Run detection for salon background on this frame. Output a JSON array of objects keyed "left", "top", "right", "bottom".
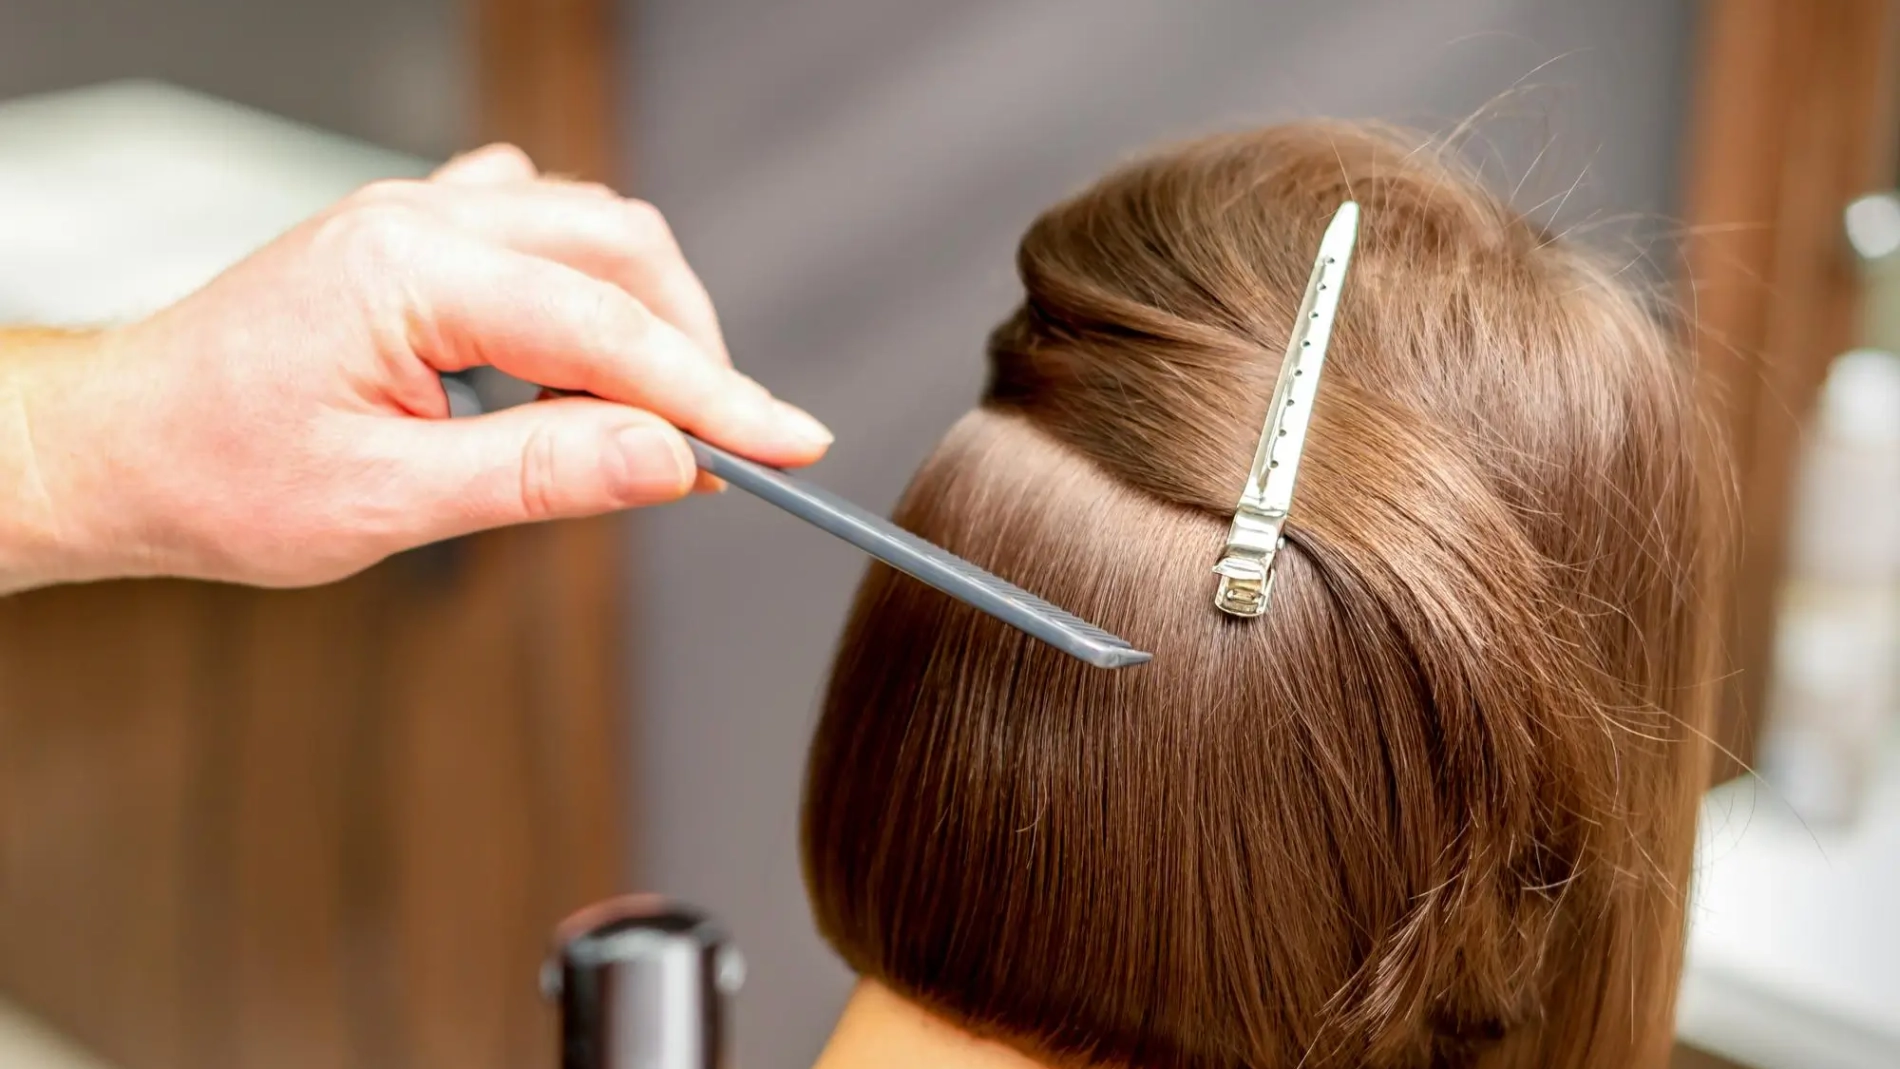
[{"left": 5, "top": 4, "right": 1894, "bottom": 1069}]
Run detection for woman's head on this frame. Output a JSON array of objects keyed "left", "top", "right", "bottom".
[{"left": 801, "top": 123, "right": 1722, "bottom": 1069}]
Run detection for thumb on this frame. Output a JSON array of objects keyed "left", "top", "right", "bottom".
[{"left": 386, "top": 397, "right": 698, "bottom": 543}]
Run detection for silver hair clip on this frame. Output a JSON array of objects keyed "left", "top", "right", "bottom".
[{"left": 1213, "top": 201, "right": 1360, "bottom": 617}]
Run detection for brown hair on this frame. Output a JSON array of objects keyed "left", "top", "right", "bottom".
[{"left": 801, "top": 122, "right": 1724, "bottom": 1069}]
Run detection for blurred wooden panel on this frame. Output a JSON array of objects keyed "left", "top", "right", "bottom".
[
  {"left": 0, "top": 2, "right": 626, "bottom": 1069},
  {"left": 0, "top": 580, "right": 207, "bottom": 1069},
  {"left": 0, "top": 533, "right": 626, "bottom": 1069},
  {"left": 1680, "top": 0, "right": 1900, "bottom": 782},
  {"left": 478, "top": 0, "right": 615, "bottom": 181},
  {"left": 390, "top": 540, "right": 542, "bottom": 1069}
]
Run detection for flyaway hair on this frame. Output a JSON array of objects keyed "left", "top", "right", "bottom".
[{"left": 802, "top": 122, "right": 1725, "bottom": 1069}]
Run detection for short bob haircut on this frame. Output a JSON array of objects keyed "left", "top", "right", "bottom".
[{"left": 802, "top": 122, "right": 1724, "bottom": 1069}]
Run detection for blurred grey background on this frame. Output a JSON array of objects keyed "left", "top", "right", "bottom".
[
  {"left": 0, "top": 0, "right": 466, "bottom": 158},
  {"left": 0, "top": 1, "right": 1696, "bottom": 1066}
]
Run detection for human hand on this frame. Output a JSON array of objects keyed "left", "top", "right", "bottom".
[{"left": 1, "top": 144, "right": 830, "bottom": 590}]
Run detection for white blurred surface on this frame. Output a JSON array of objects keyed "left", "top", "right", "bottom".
[
  {"left": 0, "top": 1000, "right": 116, "bottom": 1069},
  {"left": 1758, "top": 348, "right": 1900, "bottom": 826},
  {"left": 1680, "top": 745, "right": 1900, "bottom": 1069},
  {"left": 0, "top": 80, "right": 426, "bottom": 326}
]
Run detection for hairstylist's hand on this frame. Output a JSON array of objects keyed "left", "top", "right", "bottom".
[{"left": 0, "top": 144, "right": 830, "bottom": 593}]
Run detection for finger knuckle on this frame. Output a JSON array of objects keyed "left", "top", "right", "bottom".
[
  {"left": 617, "top": 293, "right": 657, "bottom": 349},
  {"left": 518, "top": 423, "right": 566, "bottom": 521},
  {"left": 323, "top": 200, "right": 427, "bottom": 273},
  {"left": 350, "top": 178, "right": 426, "bottom": 207},
  {"left": 481, "top": 142, "right": 536, "bottom": 170},
  {"left": 620, "top": 198, "right": 675, "bottom": 248},
  {"left": 573, "top": 281, "right": 648, "bottom": 350},
  {"left": 565, "top": 180, "right": 618, "bottom": 201}
]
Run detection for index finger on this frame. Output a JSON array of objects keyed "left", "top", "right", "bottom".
[
  {"left": 404, "top": 232, "right": 831, "bottom": 466},
  {"left": 410, "top": 183, "right": 733, "bottom": 367}
]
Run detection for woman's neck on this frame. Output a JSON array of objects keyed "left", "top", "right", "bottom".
[{"left": 812, "top": 980, "right": 1049, "bottom": 1069}]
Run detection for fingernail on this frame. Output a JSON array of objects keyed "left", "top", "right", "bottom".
[
  {"left": 773, "top": 400, "right": 834, "bottom": 447},
  {"left": 611, "top": 424, "right": 695, "bottom": 499}
]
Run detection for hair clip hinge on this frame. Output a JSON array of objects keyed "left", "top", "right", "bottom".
[{"left": 1211, "top": 202, "right": 1359, "bottom": 619}]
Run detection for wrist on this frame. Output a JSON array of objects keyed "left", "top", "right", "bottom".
[{"left": 0, "top": 327, "right": 150, "bottom": 591}]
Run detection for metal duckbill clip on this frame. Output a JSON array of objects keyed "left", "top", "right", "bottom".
[{"left": 1213, "top": 201, "right": 1360, "bottom": 618}]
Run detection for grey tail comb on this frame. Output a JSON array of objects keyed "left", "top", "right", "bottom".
[{"left": 686, "top": 435, "right": 1152, "bottom": 669}]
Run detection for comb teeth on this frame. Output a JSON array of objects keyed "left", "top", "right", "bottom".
[{"left": 685, "top": 436, "right": 1152, "bottom": 669}]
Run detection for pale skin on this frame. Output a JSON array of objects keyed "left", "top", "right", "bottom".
[
  {"left": 815, "top": 981, "right": 1049, "bottom": 1069},
  {"left": 0, "top": 143, "right": 832, "bottom": 594}
]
